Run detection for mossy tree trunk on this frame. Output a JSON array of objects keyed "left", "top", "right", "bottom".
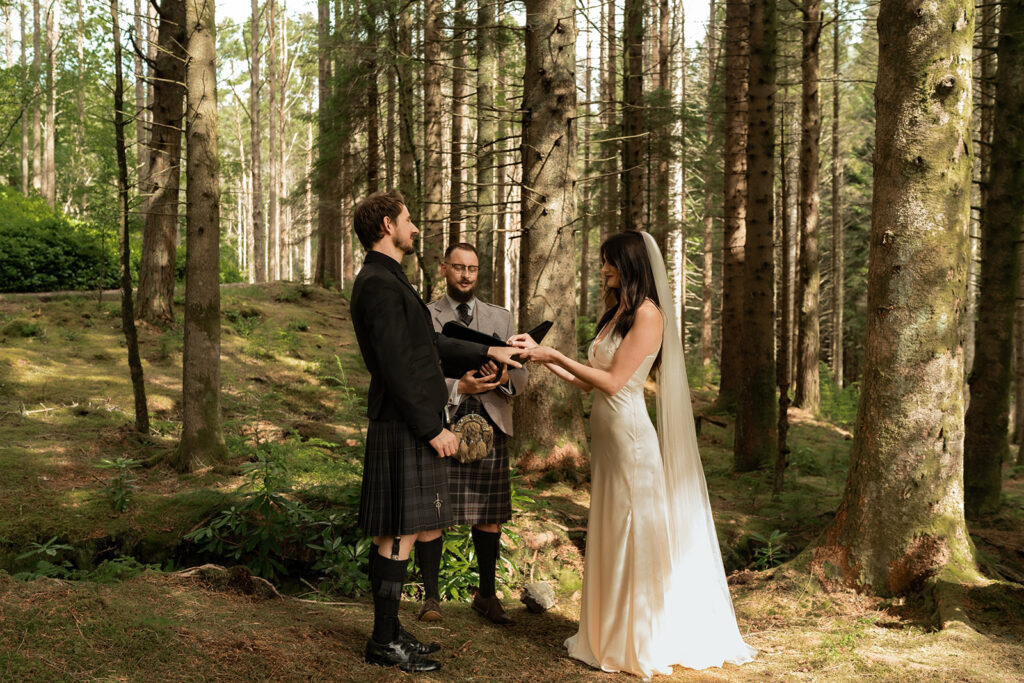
[
  {"left": 808, "top": 0, "right": 979, "bottom": 597},
  {"left": 964, "top": 0, "right": 1023, "bottom": 517},
  {"left": 176, "top": 0, "right": 225, "bottom": 472},
  {"left": 136, "top": 0, "right": 185, "bottom": 323},
  {"left": 795, "top": 0, "right": 821, "bottom": 412},
  {"left": 735, "top": 0, "right": 777, "bottom": 472},
  {"left": 717, "top": 0, "right": 748, "bottom": 411},
  {"left": 515, "top": 0, "right": 587, "bottom": 456}
]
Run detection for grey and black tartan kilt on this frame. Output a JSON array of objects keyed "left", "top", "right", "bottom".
[
  {"left": 446, "top": 397, "right": 512, "bottom": 526},
  {"left": 358, "top": 420, "right": 454, "bottom": 536}
]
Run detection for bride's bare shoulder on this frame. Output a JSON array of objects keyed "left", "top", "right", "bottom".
[{"left": 638, "top": 299, "right": 664, "bottom": 323}]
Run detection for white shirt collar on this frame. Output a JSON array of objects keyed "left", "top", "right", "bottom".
[{"left": 445, "top": 294, "right": 477, "bottom": 317}]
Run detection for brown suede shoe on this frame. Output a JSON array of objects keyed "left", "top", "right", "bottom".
[
  {"left": 471, "top": 594, "right": 513, "bottom": 625},
  {"left": 418, "top": 597, "right": 442, "bottom": 622}
]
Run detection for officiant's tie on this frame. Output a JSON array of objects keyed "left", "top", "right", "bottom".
[{"left": 457, "top": 302, "right": 472, "bottom": 326}]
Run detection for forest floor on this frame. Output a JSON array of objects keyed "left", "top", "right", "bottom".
[{"left": 1, "top": 284, "right": 1023, "bottom": 681}]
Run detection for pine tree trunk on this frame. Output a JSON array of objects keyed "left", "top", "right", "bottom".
[
  {"left": 621, "top": 0, "right": 645, "bottom": 232},
  {"left": 31, "top": 0, "right": 40, "bottom": 194},
  {"left": 580, "top": 39, "right": 593, "bottom": 320},
  {"left": 111, "top": 0, "right": 149, "bottom": 435},
  {"left": 775, "top": 90, "right": 797, "bottom": 494},
  {"left": 516, "top": 0, "right": 587, "bottom": 456},
  {"left": 366, "top": 55, "right": 380, "bottom": 194},
  {"left": 602, "top": 0, "right": 617, "bottom": 242},
  {"left": 267, "top": 0, "right": 279, "bottom": 281},
  {"left": 718, "top": 0, "right": 748, "bottom": 410},
  {"left": 475, "top": 0, "right": 496, "bottom": 300},
  {"left": 41, "top": 0, "right": 57, "bottom": 207},
  {"left": 795, "top": 0, "right": 822, "bottom": 411},
  {"left": 385, "top": 52, "right": 396, "bottom": 190},
  {"left": 304, "top": 113, "right": 313, "bottom": 282},
  {"left": 314, "top": 0, "right": 341, "bottom": 288},
  {"left": 176, "top": 0, "right": 226, "bottom": 471},
  {"left": 422, "top": 0, "right": 444, "bottom": 297},
  {"left": 964, "top": 0, "right": 1022, "bottom": 518},
  {"left": 19, "top": 2, "right": 28, "bottom": 196},
  {"left": 1015, "top": 227, "right": 1024, "bottom": 454},
  {"left": 136, "top": 0, "right": 185, "bottom": 324},
  {"left": 448, "top": 0, "right": 467, "bottom": 245},
  {"left": 830, "top": 0, "right": 844, "bottom": 387},
  {"left": 134, "top": 0, "right": 149, "bottom": 197},
  {"left": 807, "top": 0, "right": 979, "bottom": 597},
  {"left": 251, "top": 0, "right": 267, "bottom": 283},
  {"left": 652, "top": 0, "right": 670, "bottom": 251},
  {"left": 735, "top": 0, "right": 777, "bottom": 471},
  {"left": 700, "top": 0, "right": 718, "bottom": 367}
]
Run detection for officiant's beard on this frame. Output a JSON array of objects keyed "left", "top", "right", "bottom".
[{"left": 447, "top": 283, "right": 475, "bottom": 303}]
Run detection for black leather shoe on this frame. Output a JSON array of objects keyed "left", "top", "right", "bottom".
[
  {"left": 364, "top": 637, "right": 442, "bottom": 672},
  {"left": 472, "top": 593, "right": 513, "bottom": 625},
  {"left": 400, "top": 627, "right": 441, "bottom": 655}
]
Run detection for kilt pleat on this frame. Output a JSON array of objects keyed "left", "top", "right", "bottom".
[
  {"left": 358, "top": 420, "right": 453, "bottom": 536},
  {"left": 446, "top": 397, "right": 512, "bottom": 525}
]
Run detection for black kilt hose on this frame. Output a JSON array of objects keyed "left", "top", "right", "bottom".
[{"left": 447, "top": 397, "right": 511, "bottom": 525}]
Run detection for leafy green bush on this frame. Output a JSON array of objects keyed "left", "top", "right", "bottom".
[{"left": 0, "top": 187, "right": 118, "bottom": 292}]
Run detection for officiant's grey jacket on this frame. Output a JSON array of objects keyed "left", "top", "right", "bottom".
[{"left": 428, "top": 297, "right": 527, "bottom": 437}]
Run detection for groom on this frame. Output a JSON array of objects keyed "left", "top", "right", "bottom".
[{"left": 349, "top": 190, "right": 522, "bottom": 673}]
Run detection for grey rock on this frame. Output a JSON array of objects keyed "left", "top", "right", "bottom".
[{"left": 520, "top": 581, "right": 557, "bottom": 613}]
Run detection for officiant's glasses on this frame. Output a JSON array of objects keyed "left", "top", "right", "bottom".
[{"left": 447, "top": 263, "right": 479, "bottom": 274}]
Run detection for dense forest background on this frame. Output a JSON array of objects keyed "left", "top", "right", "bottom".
[{"left": 0, "top": 0, "right": 1022, "bottom": 677}]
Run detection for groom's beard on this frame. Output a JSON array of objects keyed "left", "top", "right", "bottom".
[{"left": 447, "top": 283, "right": 475, "bottom": 303}]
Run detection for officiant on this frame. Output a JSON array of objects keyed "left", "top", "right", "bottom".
[{"left": 414, "top": 242, "right": 528, "bottom": 626}]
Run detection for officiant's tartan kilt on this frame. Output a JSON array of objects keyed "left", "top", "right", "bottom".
[
  {"left": 358, "top": 420, "right": 454, "bottom": 536},
  {"left": 447, "top": 397, "right": 512, "bottom": 526}
]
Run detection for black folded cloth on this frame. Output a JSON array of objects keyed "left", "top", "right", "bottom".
[{"left": 440, "top": 320, "right": 552, "bottom": 378}]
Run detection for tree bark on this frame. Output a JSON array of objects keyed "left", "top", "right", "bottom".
[
  {"left": 421, "top": 0, "right": 444, "bottom": 298},
  {"left": 134, "top": 0, "right": 149, "bottom": 196},
  {"left": 41, "top": 0, "right": 57, "bottom": 207},
  {"left": 176, "top": 0, "right": 225, "bottom": 471},
  {"left": 580, "top": 38, "right": 593, "bottom": 320},
  {"left": 829, "top": 0, "right": 844, "bottom": 387},
  {"left": 651, "top": 0, "right": 671, "bottom": 252},
  {"left": 964, "top": 0, "right": 1023, "bottom": 518},
  {"left": 448, "top": 0, "right": 467, "bottom": 245},
  {"left": 31, "top": 0, "right": 40, "bottom": 194},
  {"left": 250, "top": 0, "right": 267, "bottom": 283},
  {"left": 136, "top": 0, "right": 186, "bottom": 324},
  {"left": 111, "top": 0, "right": 149, "bottom": 435},
  {"left": 795, "top": 0, "right": 822, "bottom": 411},
  {"left": 807, "top": 0, "right": 979, "bottom": 597},
  {"left": 266, "top": 0, "right": 279, "bottom": 280},
  {"left": 475, "top": 0, "right": 496, "bottom": 301},
  {"left": 774, "top": 91, "right": 797, "bottom": 495},
  {"left": 20, "top": 1, "right": 28, "bottom": 196},
  {"left": 314, "top": 0, "right": 341, "bottom": 288},
  {"left": 735, "top": 0, "right": 777, "bottom": 472},
  {"left": 516, "top": 0, "right": 587, "bottom": 455},
  {"left": 699, "top": 0, "right": 719, "bottom": 367},
  {"left": 602, "top": 0, "right": 617, "bottom": 242},
  {"left": 621, "top": 0, "right": 645, "bottom": 232},
  {"left": 717, "top": 0, "right": 748, "bottom": 410}
]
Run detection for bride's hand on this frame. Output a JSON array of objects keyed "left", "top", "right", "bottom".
[
  {"left": 519, "top": 345, "right": 558, "bottom": 364},
  {"left": 507, "top": 333, "right": 538, "bottom": 350}
]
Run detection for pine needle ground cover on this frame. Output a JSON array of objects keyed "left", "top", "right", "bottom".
[{"left": 0, "top": 285, "right": 1022, "bottom": 680}]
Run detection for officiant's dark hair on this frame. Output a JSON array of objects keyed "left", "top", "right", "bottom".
[
  {"left": 597, "top": 230, "right": 662, "bottom": 371},
  {"left": 354, "top": 189, "right": 406, "bottom": 249}
]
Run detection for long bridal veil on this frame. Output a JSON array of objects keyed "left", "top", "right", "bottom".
[{"left": 640, "top": 231, "right": 757, "bottom": 668}]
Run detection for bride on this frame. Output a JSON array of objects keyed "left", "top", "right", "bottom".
[{"left": 510, "top": 231, "right": 756, "bottom": 678}]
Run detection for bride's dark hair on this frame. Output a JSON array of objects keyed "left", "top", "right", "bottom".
[{"left": 596, "top": 230, "right": 662, "bottom": 371}]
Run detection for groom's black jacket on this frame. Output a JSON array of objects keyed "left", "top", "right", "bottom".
[{"left": 350, "top": 250, "right": 488, "bottom": 442}]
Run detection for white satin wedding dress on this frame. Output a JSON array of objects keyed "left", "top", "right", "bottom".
[{"left": 564, "top": 233, "right": 756, "bottom": 679}]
